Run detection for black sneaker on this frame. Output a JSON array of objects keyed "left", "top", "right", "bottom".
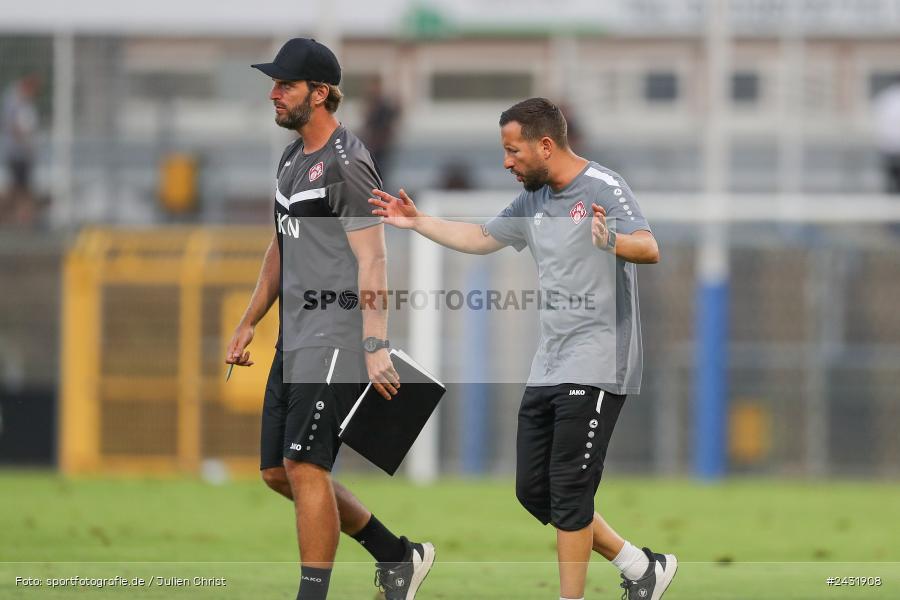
[
  {"left": 374, "top": 537, "right": 435, "bottom": 600},
  {"left": 620, "top": 547, "right": 678, "bottom": 600}
]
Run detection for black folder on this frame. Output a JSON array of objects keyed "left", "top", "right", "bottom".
[{"left": 339, "top": 348, "right": 445, "bottom": 475}]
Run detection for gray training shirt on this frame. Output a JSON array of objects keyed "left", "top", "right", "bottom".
[
  {"left": 274, "top": 125, "right": 382, "bottom": 352},
  {"left": 484, "top": 162, "right": 650, "bottom": 395}
]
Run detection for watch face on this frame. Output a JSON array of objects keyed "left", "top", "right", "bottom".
[{"left": 364, "top": 337, "right": 387, "bottom": 352}]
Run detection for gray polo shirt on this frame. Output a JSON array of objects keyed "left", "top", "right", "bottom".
[
  {"left": 275, "top": 125, "right": 382, "bottom": 352},
  {"left": 484, "top": 162, "right": 650, "bottom": 395}
]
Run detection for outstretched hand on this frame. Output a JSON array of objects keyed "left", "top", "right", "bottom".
[{"left": 368, "top": 188, "right": 419, "bottom": 229}]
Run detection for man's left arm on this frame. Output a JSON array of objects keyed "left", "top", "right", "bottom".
[
  {"left": 346, "top": 224, "right": 400, "bottom": 399},
  {"left": 591, "top": 180, "right": 659, "bottom": 264},
  {"left": 333, "top": 152, "right": 399, "bottom": 400},
  {"left": 601, "top": 222, "right": 660, "bottom": 264}
]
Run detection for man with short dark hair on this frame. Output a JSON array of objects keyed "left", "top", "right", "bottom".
[
  {"left": 371, "top": 97, "right": 677, "bottom": 600},
  {"left": 226, "top": 38, "right": 434, "bottom": 600}
]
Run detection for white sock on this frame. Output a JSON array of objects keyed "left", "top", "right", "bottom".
[
  {"left": 560, "top": 597, "right": 584, "bottom": 600},
  {"left": 612, "top": 541, "right": 650, "bottom": 581}
]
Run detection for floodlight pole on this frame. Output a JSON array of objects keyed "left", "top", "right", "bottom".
[
  {"left": 407, "top": 199, "right": 442, "bottom": 484},
  {"left": 778, "top": 1, "right": 804, "bottom": 196},
  {"left": 51, "top": 30, "right": 74, "bottom": 229},
  {"left": 777, "top": 3, "right": 829, "bottom": 477},
  {"left": 461, "top": 263, "right": 490, "bottom": 475},
  {"left": 694, "top": 0, "right": 732, "bottom": 480},
  {"left": 315, "top": 0, "right": 340, "bottom": 57}
]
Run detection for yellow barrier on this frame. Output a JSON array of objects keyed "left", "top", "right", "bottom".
[
  {"left": 159, "top": 153, "right": 198, "bottom": 214},
  {"left": 60, "top": 227, "right": 276, "bottom": 475},
  {"left": 729, "top": 400, "right": 771, "bottom": 465}
]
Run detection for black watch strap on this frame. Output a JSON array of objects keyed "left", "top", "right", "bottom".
[{"left": 363, "top": 337, "right": 390, "bottom": 353}]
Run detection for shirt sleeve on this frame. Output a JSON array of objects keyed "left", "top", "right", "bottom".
[
  {"left": 328, "top": 156, "right": 384, "bottom": 232},
  {"left": 594, "top": 178, "right": 651, "bottom": 235},
  {"left": 484, "top": 194, "right": 528, "bottom": 252}
]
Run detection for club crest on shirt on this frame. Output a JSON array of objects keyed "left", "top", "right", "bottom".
[
  {"left": 534, "top": 211, "right": 544, "bottom": 226},
  {"left": 570, "top": 200, "right": 587, "bottom": 224},
  {"left": 308, "top": 161, "right": 324, "bottom": 182}
]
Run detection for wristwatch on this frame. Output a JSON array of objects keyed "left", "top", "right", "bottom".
[
  {"left": 362, "top": 337, "right": 390, "bottom": 353},
  {"left": 605, "top": 228, "right": 617, "bottom": 251}
]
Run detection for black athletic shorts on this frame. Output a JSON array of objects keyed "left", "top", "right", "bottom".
[
  {"left": 515, "top": 384, "right": 626, "bottom": 531},
  {"left": 260, "top": 347, "right": 367, "bottom": 471}
]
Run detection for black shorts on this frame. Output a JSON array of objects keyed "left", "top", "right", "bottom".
[
  {"left": 515, "top": 384, "right": 626, "bottom": 531},
  {"left": 260, "top": 347, "right": 366, "bottom": 471}
]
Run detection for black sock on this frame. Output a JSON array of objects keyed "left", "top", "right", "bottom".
[
  {"left": 297, "top": 566, "right": 331, "bottom": 600},
  {"left": 351, "top": 514, "right": 407, "bottom": 563}
]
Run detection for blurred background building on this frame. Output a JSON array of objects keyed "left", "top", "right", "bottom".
[{"left": 1, "top": 0, "right": 899, "bottom": 480}]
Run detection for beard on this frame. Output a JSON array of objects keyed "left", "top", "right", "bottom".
[
  {"left": 275, "top": 93, "right": 313, "bottom": 130},
  {"left": 520, "top": 165, "right": 550, "bottom": 192}
]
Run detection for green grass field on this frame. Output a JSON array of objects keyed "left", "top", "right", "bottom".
[{"left": 1, "top": 471, "right": 899, "bottom": 599}]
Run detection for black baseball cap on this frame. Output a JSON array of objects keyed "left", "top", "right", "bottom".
[{"left": 251, "top": 38, "right": 341, "bottom": 85}]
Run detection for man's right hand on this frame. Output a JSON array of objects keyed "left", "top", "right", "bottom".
[
  {"left": 365, "top": 348, "right": 401, "bottom": 401},
  {"left": 226, "top": 322, "right": 255, "bottom": 367},
  {"left": 368, "top": 188, "right": 420, "bottom": 229}
]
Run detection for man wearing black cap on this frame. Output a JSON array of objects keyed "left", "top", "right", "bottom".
[{"left": 225, "top": 38, "right": 435, "bottom": 600}]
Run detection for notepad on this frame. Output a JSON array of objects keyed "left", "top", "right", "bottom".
[{"left": 339, "top": 348, "right": 445, "bottom": 475}]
